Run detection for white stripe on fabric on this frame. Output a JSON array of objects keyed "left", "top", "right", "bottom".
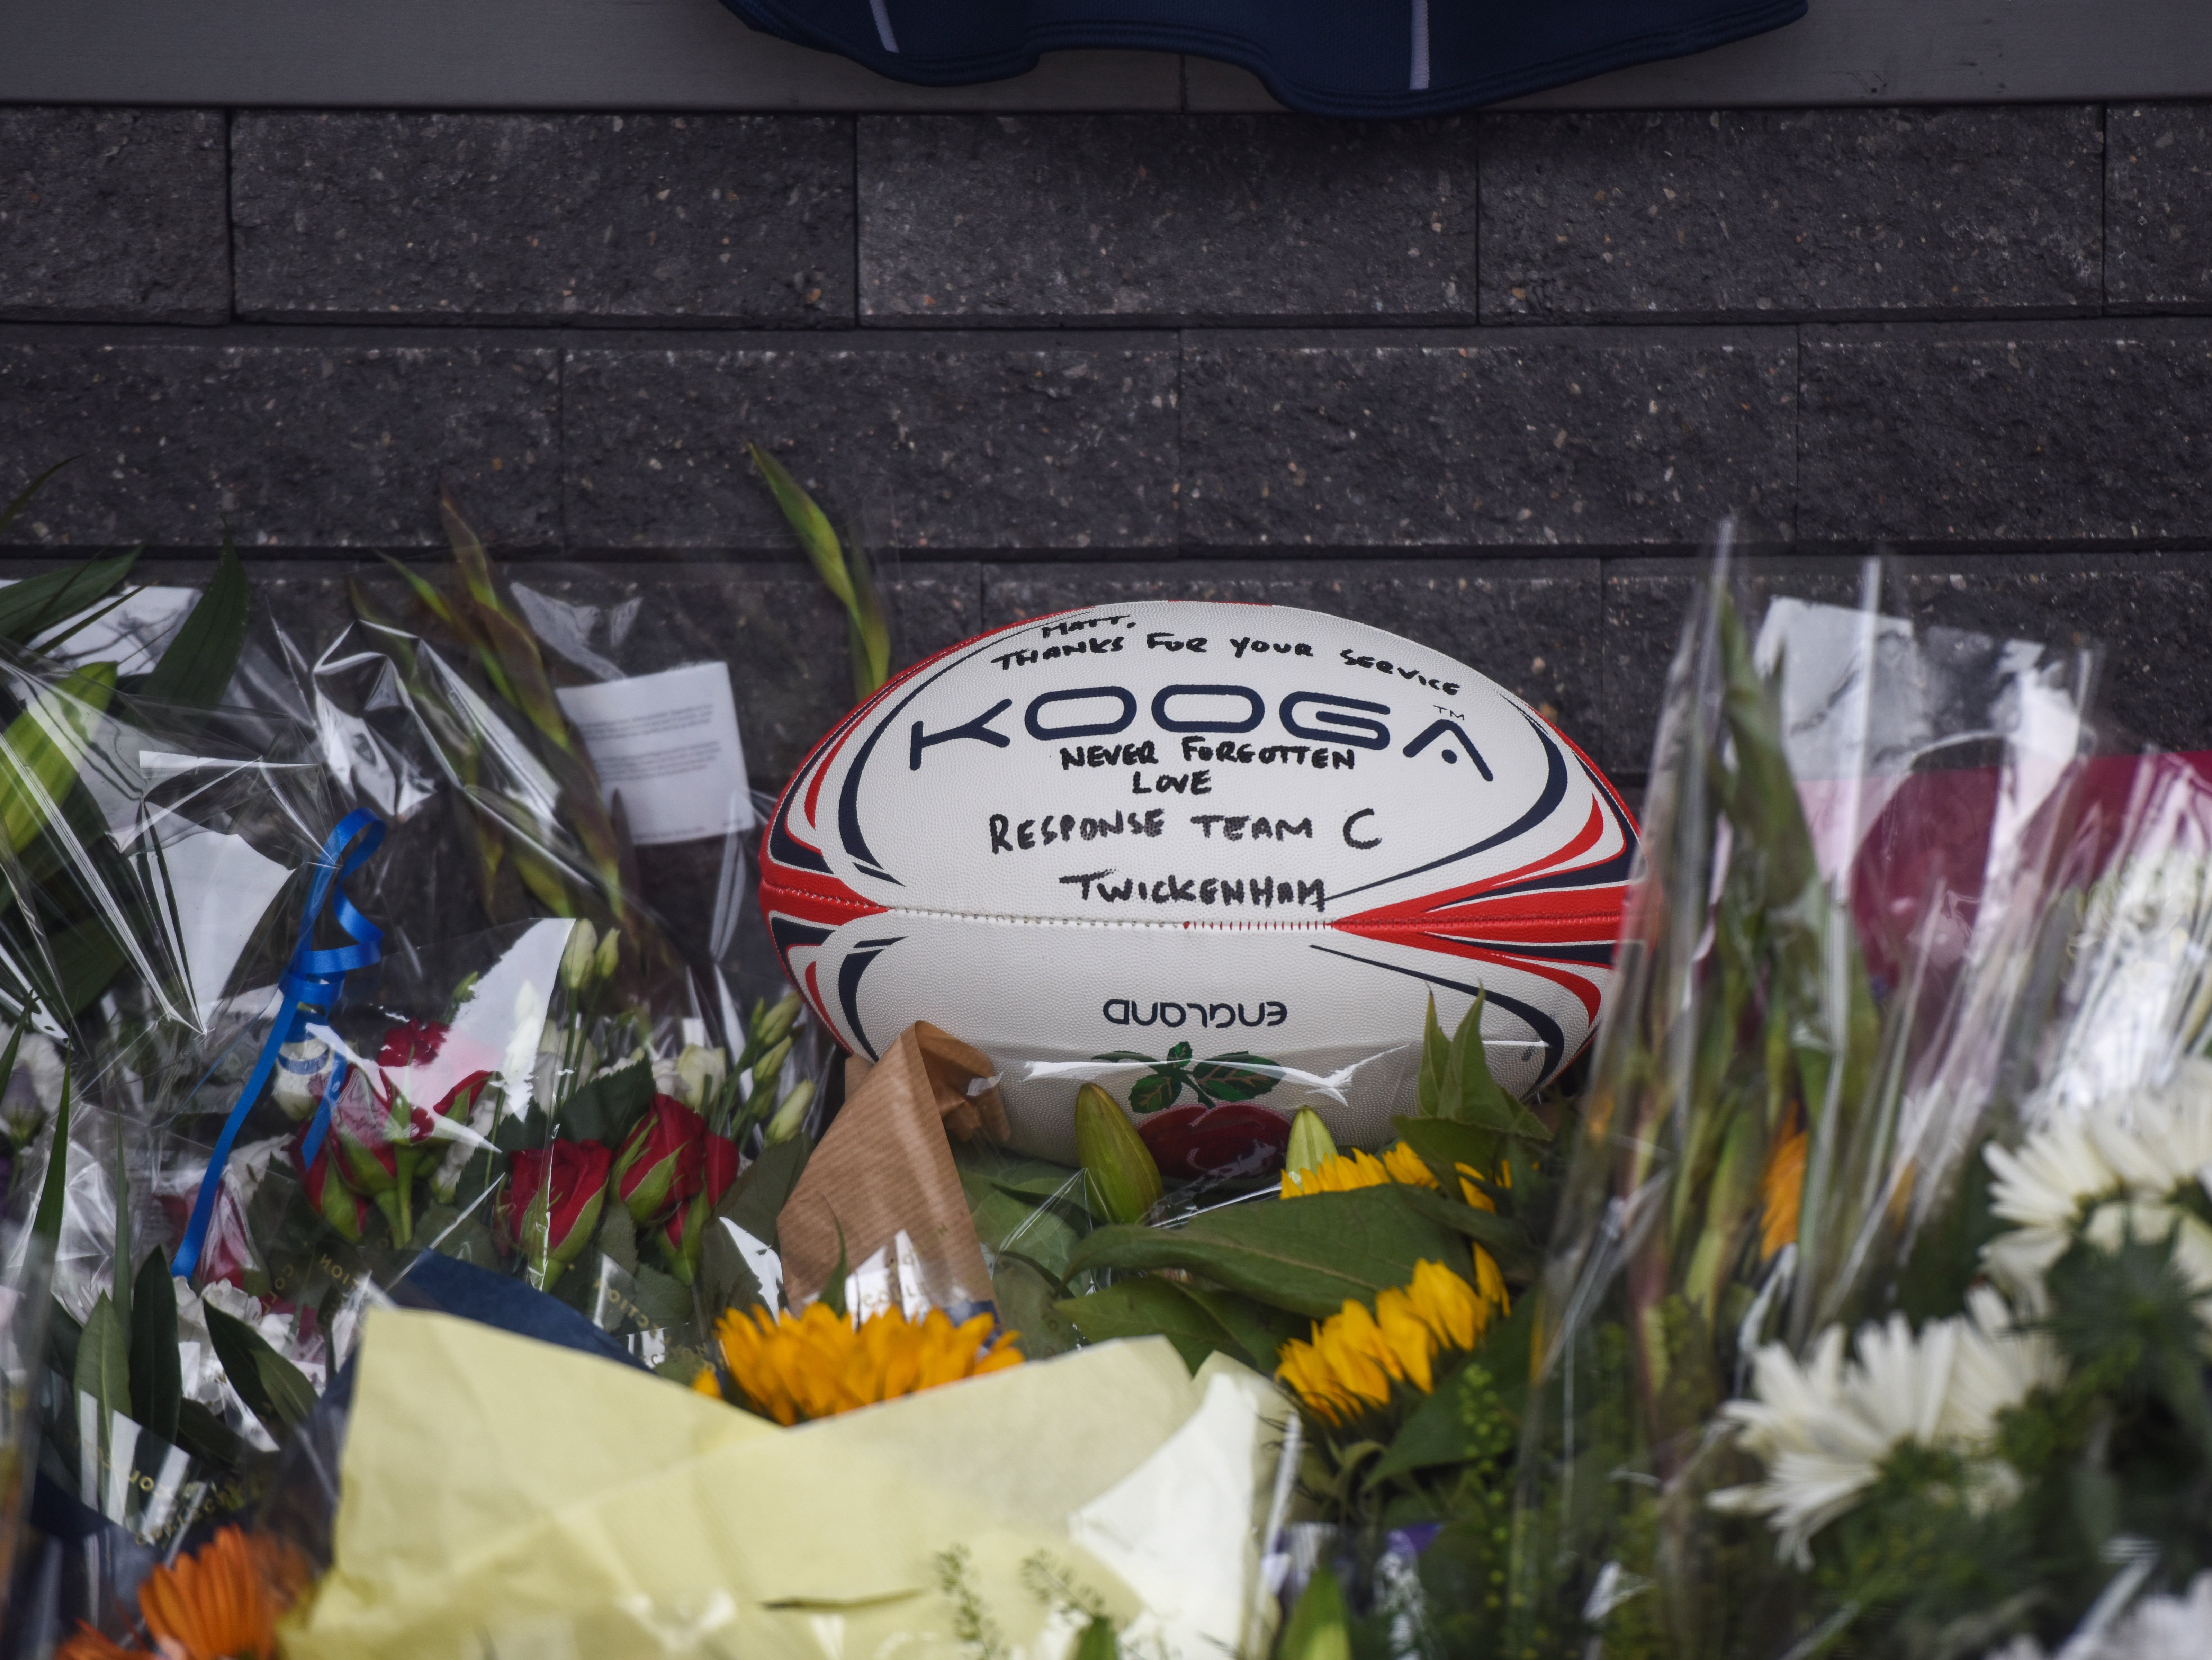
[
  {"left": 870, "top": 0, "right": 899, "bottom": 52},
  {"left": 1410, "top": 0, "right": 1430, "bottom": 90}
]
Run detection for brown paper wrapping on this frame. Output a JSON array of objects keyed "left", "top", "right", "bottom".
[{"left": 777, "top": 1022, "right": 1009, "bottom": 1309}]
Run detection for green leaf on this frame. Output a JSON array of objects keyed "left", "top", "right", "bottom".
[
  {"left": 749, "top": 446, "right": 854, "bottom": 609},
  {"left": 596, "top": 1202, "right": 639, "bottom": 1274},
  {"left": 0, "top": 551, "right": 138, "bottom": 645},
  {"left": 1190, "top": 1052, "right": 1280, "bottom": 1105},
  {"left": 74, "top": 1293, "right": 130, "bottom": 1421},
  {"left": 174, "top": 1399, "right": 249, "bottom": 1471},
  {"left": 1128, "top": 1071, "right": 1183, "bottom": 1115},
  {"left": 0, "top": 1020, "right": 27, "bottom": 1147},
  {"left": 554, "top": 1057, "right": 655, "bottom": 1146},
  {"left": 46, "top": 1298, "right": 80, "bottom": 1383},
  {"left": 1388, "top": 1182, "right": 1539, "bottom": 1276},
  {"left": 1166, "top": 1041, "right": 1192, "bottom": 1063},
  {"left": 111, "top": 1131, "right": 132, "bottom": 1327},
  {"left": 1056, "top": 1276, "right": 1244, "bottom": 1372},
  {"left": 0, "top": 662, "right": 118, "bottom": 859},
  {"left": 1419, "top": 990, "right": 1546, "bottom": 1136},
  {"left": 1279, "top": 1562, "right": 1351, "bottom": 1660},
  {"left": 1176, "top": 1281, "right": 1306, "bottom": 1373},
  {"left": 205, "top": 1303, "right": 317, "bottom": 1443},
  {"left": 1367, "top": 1303, "right": 1534, "bottom": 1484},
  {"left": 960, "top": 1170, "right": 1085, "bottom": 1281},
  {"left": 628, "top": 1260, "right": 694, "bottom": 1329},
  {"left": 717, "top": 1133, "right": 810, "bottom": 1252},
  {"left": 1066, "top": 1187, "right": 1466, "bottom": 1320},
  {"left": 992, "top": 1255, "right": 1081, "bottom": 1359},
  {"left": 128, "top": 1248, "right": 182, "bottom": 1442},
  {"left": 696, "top": 1216, "right": 765, "bottom": 1325},
  {"left": 138, "top": 538, "right": 250, "bottom": 708},
  {"left": 33, "top": 1066, "right": 72, "bottom": 1247}
]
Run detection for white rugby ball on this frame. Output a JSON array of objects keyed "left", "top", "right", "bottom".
[{"left": 761, "top": 601, "right": 1636, "bottom": 1165}]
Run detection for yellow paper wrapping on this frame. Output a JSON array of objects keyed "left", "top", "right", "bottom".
[{"left": 285, "top": 1308, "right": 1288, "bottom": 1660}]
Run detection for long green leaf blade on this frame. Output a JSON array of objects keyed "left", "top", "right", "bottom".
[
  {"left": 1064, "top": 1187, "right": 1465, "bottom": 1319},
  {"left": 128, "top": 1249, "right": 182, "bottom": 1441},
  {"left": 205, "top": 1303, "right": 316, "bottom": 1442},
  {"left": 138, "top": 538, "right": 250, "bottom": 707},
  {"left": 0, "top": 662, "right": 118, "bottom": 858},
  {"left": 749, "top": 445, "right": 854, "bottom": 608},
  {"left": 0, "top": 552, "right": 141, "bottom": 645},
  {"left": 32, "top": 1066, "right": 71, "bottom": 1247},
  {"left": 74, "top": 1292, "right": 131, "bottom": 1422},
  {"left": 1057, "top": 1276, "right": 1243, "bottom": 1373}
]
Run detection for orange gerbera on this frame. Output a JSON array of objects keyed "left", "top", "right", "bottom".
[{"left": 58, "top": 1526, "right": 311, "bottom": 1660}]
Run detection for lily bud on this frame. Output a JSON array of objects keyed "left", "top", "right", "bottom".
[
  {"left": 1075, "top": 1083, "right": 1162, "bottom": 1224},
  {"left": 763, "top": 1078, "right": 814, "bottom": 1145},
  {"left": 609, "top": 1095, "right": 708, "bottom": 1223},
  {"left": 594, "top": 926, "right": 622, "bottom": 984},
  {"left": 560, "top": 919, "right": 600, "bottom": 993},
  {"left": 1285, "top": 1107, "right": 1338, "bottom": 1179}
]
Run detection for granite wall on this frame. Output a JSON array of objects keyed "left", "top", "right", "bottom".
[{"left": 3, "top": 103, "right": 2210, "bottom": 786}]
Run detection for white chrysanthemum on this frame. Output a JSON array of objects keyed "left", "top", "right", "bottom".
[
  {"left": 2090, "top": 1058, "right": 2212, "bottom": 1196},
  {"left": 1981, "top": 1571, "right": 2212, "bottom": 1660},
  {"left": 1710, "top": 1296, "right": 2061, "bottom": 1566},
  {"left": 1985, "top": 1061, "right": 2212, "bottom": 1313}
]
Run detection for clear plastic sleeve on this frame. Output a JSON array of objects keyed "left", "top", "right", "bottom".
[{"left": 1508, "top": 539, "right": 2212, "bottom": 1660}]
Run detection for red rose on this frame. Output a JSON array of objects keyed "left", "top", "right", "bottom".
[
  {"left": 503, "top": 1139, "right": 614, "bottom": 1290},
  {"left": 373, "top": 1020, "right": 496, "bottom": 1146},
  {"left": 1135, "top": 1103, "right": 1290, "bottom": 1183},
  {"left": 609, "top": 1096, "right": 707, "bottom": 1224},
  {"left": 704, "top": 1133, "right": 741, "bottom": 1208}
]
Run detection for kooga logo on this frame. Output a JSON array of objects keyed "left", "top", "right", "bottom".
[{"left": 1103, "top": 998, "right": 1288, "bottom": 1029}]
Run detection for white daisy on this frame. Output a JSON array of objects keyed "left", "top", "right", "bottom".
[
  {"left": 1985, "top": 1061, "right": 2212, "bottom": 1313},
  {"left": 1710, "top": 1296, "right": 2061, "bottom": 1566}
]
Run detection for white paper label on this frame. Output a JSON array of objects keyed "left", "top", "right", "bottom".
[{"left": 554, "top": 663, "right": 754, "bottom": 845}]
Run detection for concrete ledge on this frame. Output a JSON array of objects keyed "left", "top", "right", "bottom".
[{"left": 2, "top": 0, "right": 2207, "bottom": 111}]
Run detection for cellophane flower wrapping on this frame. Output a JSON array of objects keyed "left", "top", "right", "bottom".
[
  {"left": 1509, "top": 547, "right": 2141, "bottom": 1659},
  {"left": 0, "top": 627, "right": 348, "bottom": 1644}
]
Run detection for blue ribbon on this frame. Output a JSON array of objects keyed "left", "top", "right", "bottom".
[{"left": 173, "top": 809, "right": 386, "bottom": 1280}]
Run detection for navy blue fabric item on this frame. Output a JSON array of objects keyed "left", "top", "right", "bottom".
[
  {"left": 395, "top": 1248, "right": 648, "bottom": 1372},
  {"left": 718, "top": 0, "right": 1809, "bottom": 116}
]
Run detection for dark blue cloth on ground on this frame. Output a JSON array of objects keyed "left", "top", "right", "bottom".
[
  {"left": 718, "top": 0, "right": 1810, "bottom": 116},
  {"left": 394, "top": 1248, "right": 647, "bottom": 1371}
]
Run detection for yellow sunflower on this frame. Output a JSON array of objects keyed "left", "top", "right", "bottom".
[
  {"left": 1276, "top": 1259, "right": 1499, "bottom": 1428},
  {"left": 697, "top": 1301, "right": 1025, "bottom": 1425}
]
